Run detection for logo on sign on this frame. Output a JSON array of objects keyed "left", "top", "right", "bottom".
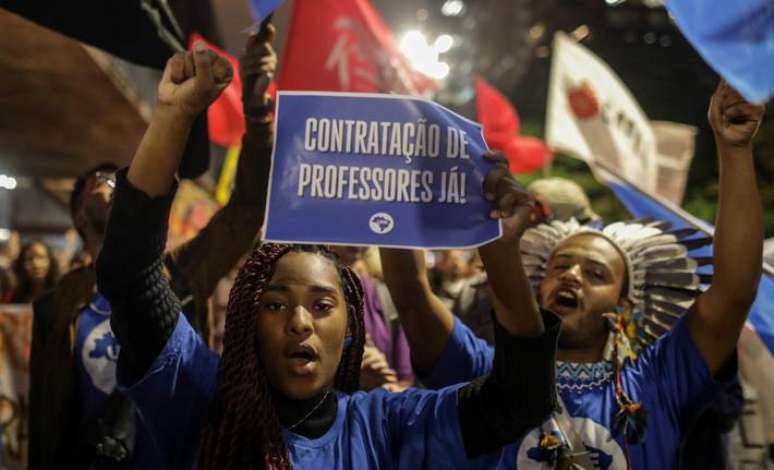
[{"left": 369, "top": 212, "right": 395, "bottom": 235}]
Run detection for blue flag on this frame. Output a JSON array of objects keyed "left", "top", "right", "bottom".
[
  {"left": 249, "top": 0, "right": 285, "bottom": 22},
  {"left": 264, "top": 92, "right": 501, "bottom": 249},
  {"left": 598, "top": 165, "right": 774, "bottom": 356},
  {"left": 665, "top": 0, "right": 774, "bottom": 103}
]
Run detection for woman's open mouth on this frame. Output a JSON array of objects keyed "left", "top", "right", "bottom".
[{"left": 285, "top": 344, "right": 320, "bottom": 376}]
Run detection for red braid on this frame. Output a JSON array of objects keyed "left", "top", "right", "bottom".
[{"left": 199, "top": 243, "right": 365, "bottom": 469}]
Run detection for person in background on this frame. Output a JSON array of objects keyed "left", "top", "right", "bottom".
[
  {"left": 57, "top": 227, "right": 83, "bottom": 274},
  {"left": 329, "top": 246, "right": 415, "bottom": 391},
  {"left": 69, "top": 249, "right": 93, "bottom": 272},
  {"left": 27, "top": 25, "right": 277, "bottom": 470},
  {"left": 0, "top": 230, "right": 19, "bottom": 300},
  {"left": 431, "top": 250, "right": 474, "bottom": 301},
  {"left": 9, "top": 240, "right": 59, "bottom": 303},
  {"left": 430, "top": 250, "right": 495, "bottom": 344},
  {"left": 527, "top": 177, "right": 601, "bottom": 225},
  {"left": 209, "top": 265, "right": 240, "bottom": 356}
]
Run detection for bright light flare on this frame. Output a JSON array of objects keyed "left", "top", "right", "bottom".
[
  {"left": 0, "top": 175, "right": 17, "bottom": 190},
  {"left": 399, "top": 30, "right": 453, "bottom": 80},
  {"left": 434, "top": 34, "right": 454, "bottom": 53},
  {"left": 442, "top": 0, "right": 465, "bottom": 16}
]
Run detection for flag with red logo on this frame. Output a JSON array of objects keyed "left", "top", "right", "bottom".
[
  {"left": 545, "top": 32, "right": 658, "bottom": 191},
  {"left": 278, "top": 0, "right": 437, "bottom": 96},
  {"left": 475, "top": 77, "right": 552, "bottom": 174}
]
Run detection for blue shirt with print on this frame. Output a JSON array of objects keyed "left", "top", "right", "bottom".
[
  {"left": 423, "top": 316, "right": 735, "bottom": 470},
  {"left": 74, "top": 292, "right": 159, "bottom": 468},
  {"left": 117, "top": 313, "right": 520, "bottom": 470}
]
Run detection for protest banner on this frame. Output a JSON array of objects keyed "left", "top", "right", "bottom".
[
  {"left": 0, "top": 304, "right": 32, "bottom": 470},
  {"left": 279, "top": 0, "right": 437, "bottom": 96},
  {"left": 264, "top": 92, "right": 501, "bottom": 249},
  {"left": 651, "top": 120, "right": 697, "bottom": 205}
]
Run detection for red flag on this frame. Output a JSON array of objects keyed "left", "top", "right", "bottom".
[
  {"left": 475, "top": 77, "right": 552, "bottom": 174},
  {"left": 190, "top": 33, "right": 245, "bottom": 147},
  {"left": 279, "top": 0, "right": 437, "bottom": 95}
]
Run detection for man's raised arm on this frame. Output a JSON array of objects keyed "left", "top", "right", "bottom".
[{"left": 688, "top": 81, "right": 766, "bottom": 375}]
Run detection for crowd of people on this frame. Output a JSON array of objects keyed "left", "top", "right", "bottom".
[{"left": 4, "top": 18, "right": 766, "bottom": 470}]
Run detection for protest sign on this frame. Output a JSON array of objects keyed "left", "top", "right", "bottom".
[
  {"left": 0, "top": 304, "right": 32, "bottom": 470},
  {"left": 264, "top": 92, "right": 501, "bottom": 249}
]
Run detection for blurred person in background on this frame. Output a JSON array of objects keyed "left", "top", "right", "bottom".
[
  {"left": 0, "top": 231, "right": 17, "bottom": 302},
  {"left": 329, "top": 246, "right": 415, "bottom": 391},
  {"left": 0, "top": 230, "right": 20, "bottom": 270},
  {"left": 28, "top": 24, "right": 277, "bottom": 470},
  {"left": 68, "top": 249, "right": 93, "bottom": 272},
  {"left": 8, "top": 240, "right": 59, "bottom": 303},
  {"left": 430, "top": 250, "right": 495, "bottom": 344},
  {"left": 527, "top": 177, "right": 601, "bottom": 225},
  {"left": 208, "top": 262, "right": 243, "bottom": 356},
  {"left": 431, "top": 249, "right": 475, "bottom": 304}
]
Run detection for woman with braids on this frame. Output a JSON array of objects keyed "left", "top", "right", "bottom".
[{"left": 95, "top": 35, "right": 560, "bottom": 469}]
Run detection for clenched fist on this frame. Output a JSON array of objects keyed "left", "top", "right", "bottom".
[
  {"left": 709, "top": 81, "right": 766, "bottom": 149},
  {"left": 241, "top": 23, "right": 277, "bottom": 118},
  {"left": 157, "top": 43, "right": 233, "bottom": 119}
]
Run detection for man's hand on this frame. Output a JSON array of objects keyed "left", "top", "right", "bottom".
[
  {"left": 241, "top": 23, "right": 277, "bottom": 118},
  {"left": 708, "top": 81, "right": 765, "bottom": 149},
  {"left": 482, "top": 150, "right": 535, "bottom": 242},
  {"left": 157, "top": 44, "right": 233, "bottom": 119}
]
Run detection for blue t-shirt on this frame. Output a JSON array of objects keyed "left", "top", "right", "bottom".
[
  {"left": 74, "top": 293, "right": 159, "bottom": 468},
  {"left": 118, "top": 314, "right": 515, "bottom": 470},
  {"left": 423, "top": 317, "right": 735, "bottom": 470},
  {"left": 75, "top": 293, "right": 121, "bottom": 421}
]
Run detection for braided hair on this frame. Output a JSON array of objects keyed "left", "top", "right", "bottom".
[{"left": 199, "top": 243, "right": 365, "bottom": 470}]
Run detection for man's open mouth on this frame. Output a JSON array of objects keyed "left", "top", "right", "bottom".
[{"left": 553, "top": 287, "right": 580, "bottom": 310}]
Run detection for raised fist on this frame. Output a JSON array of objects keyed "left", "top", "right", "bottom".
[
  {"left": 709, "top": 81, "right": 766, "bottom": 148},
  {"left": 157, "top": 43, "right": 233, "bottom": 118},
  {"left": 241, "top": 23, "right": 277, "bottom": 118}
]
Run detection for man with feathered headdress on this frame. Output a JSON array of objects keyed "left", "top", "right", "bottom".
[{"left": 380, "top": 81, "right": 765, "bottom": 469}]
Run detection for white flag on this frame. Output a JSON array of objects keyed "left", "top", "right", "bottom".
[
  {"left": 546, "top": 32, "right": 658, "bottom": 192},
  {"left": 651, "top": 120, "right": 697, "bottom": 205}
]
